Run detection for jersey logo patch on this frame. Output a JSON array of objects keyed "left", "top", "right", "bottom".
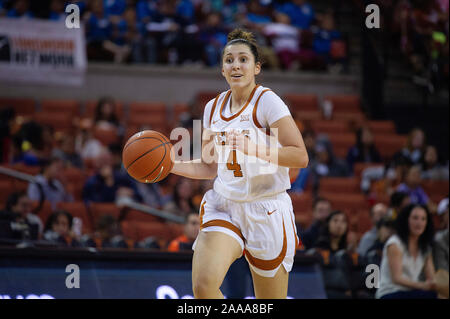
[
  {"left": 267, "top": 209, "right": 277, "bottom": 215},
  {"left": 240, "top": 114, "right": 250, "bottom": 122}
]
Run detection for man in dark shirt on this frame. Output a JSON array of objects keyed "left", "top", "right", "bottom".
[{"left": 300, "top": 197, "right": 332, "bottom": 249}]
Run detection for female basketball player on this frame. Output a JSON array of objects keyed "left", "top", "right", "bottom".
[{"left": 170, "top": 29, "right": 309, "bottom": 299}]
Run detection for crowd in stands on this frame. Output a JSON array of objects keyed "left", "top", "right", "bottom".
[
  {"left": 0, "top": 89, "right": 448, "bottom": 298},
  {"left": 370, "top": 0, "right": 449, "bottom": 91},
  {"left": 0, "top": 0, "right": 349, "bottom": 71}
]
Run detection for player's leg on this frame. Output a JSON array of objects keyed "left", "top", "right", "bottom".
[
  {"left": 250, "top": 265, "right": 289, "bottom": 299},
  {"left": 192, "top": 231, "right": 243, "bottom": 298}
]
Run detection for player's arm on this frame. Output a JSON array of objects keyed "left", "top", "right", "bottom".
[
  {"left": 170, "top": 128, "right": 218, "bottom": 180},
  {"left": 230, "top": 115, "right": 308, "bottom": 168}
]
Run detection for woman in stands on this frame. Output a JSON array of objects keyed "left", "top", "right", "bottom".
[
  {"left": 170, "top": 28, "right": 309, "bottom": 298},
  {"left": 376, "top": 204, "right": 437, "bottom": 299},
  {"left": 314, "top": 210, "right": 349, "bottom": 254}
]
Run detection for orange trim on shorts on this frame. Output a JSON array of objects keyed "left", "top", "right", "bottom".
[
  {"left": 244, "top": 218, "right": 287, "bottom": 271},
  {"left": 219, "top": 85, "right": 260, "bottom": 122},
  {"left": 200, "top": 219, "right": 245, "bottom": 242},
  {"left": 199, "top": 201, "right": 206, "bottom": 225},
  {"left": 289, "top": 213, "right": 300, "bottom": 252},
  {"left": 209, "top": 94, "right": 221, "bottom": 127}
]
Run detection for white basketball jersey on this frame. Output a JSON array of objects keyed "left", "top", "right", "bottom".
[{"left": 203, "top": 84, "right": 292, "bottom": 202}]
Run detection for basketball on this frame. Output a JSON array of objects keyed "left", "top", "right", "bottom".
[{"left": 122, "top": 130, "right": 173, "bottom": 183}]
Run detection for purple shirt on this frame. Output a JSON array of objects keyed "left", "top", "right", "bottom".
[{"left": 397, "top": 183, "right": 429, "bottom": 205}]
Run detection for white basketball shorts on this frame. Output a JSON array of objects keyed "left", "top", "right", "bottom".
[{"left": 192, "top": 188, "right": 301, "bottom": 278}]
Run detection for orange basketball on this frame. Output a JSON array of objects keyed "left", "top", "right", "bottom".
[{"left": 122, "top": 130, "right": 173, "bottom": 183}]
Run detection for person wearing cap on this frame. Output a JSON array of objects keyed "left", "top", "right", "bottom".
[{"left": 433, "top": 198, "right": 449, "bottom": 272}]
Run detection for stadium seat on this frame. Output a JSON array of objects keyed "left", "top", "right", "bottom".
[
  {"left": 93, "top": 125, "right": 120, "bottom": 146},
  {"left": 128, "top": 102, "right": 167, "bottom": 116},
  {"left": 33, "top": 112, "right": 74, "bottom": 132},
  {"left": 327, "top": 133, "right": 356, "bottom": 151},
  {"left": 320, "top": 177, "right": 360, "bottom": 194},
  {"left": 290, "top": 192, "right": 313, "bottom": 213},
  {"left": 89, "top": 202, "right": 121, "bottom": 227},
  {"left": 323, "top": 95, "right": 361, "bottom": 113},
  {"left": 121, "top": 208, "right": 161, "bottom": 223},
  {"left": 311, "top": 120, "right": 350, "bottom": 135},
  {"left": 353, "top": 210, "right": 373, "bottom": 234},
  {"left": 332, "top": 112, "right": 366, "bottom": 125},
  {"left": 195, "top": 91, "right": 218, "bottom": 106},
  {"left": 319, "top": 192, "right": 369, "bottom": 212},
  {"left": 284, "top": 94, "right": 319, "bottom": 112},
  {"left": 172, "top": 103, "right": 190, "bottom": 121},
  {"left": 373, "top": 134, "right": 407, "bottom": 160},
  {"left": 421, "top": 181, "right": 449, "bottom": 199},
  {"left": 121, "top": 220, "right": 175, "bottom": 243},
  {"left": 0, "top": 97, "right": 36, "bottom": 116},
  {"left": 40, "top": 99, "right": 80, "bottom": 117},
  {"left": 294, "top": 110, "right": 323, "bottom": 122},
  {"left": 128, "top": 115, "right": 169, "bottom": 136},
  {"left": 84, "top": 100, "right": 124, "bottom": 119},
  {"left": 56, "top": 201, "right": 93, "bottom": 234},
  {"left": 367, "top": 120, "right": 396, "bottom": 134},
  {"left": 0, "top": 180, "right": 13, "bottom": 206}
]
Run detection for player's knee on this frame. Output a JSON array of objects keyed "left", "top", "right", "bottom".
[{"left": 192, "top": 274, "right": 220, "bottom": 298}]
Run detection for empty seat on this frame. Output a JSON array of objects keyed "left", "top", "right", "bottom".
[
  {"left": 327, "top": 133, "right": 356, "bottom": 151},
  {"left": 33, "top": 112, "right": 74, "bottom": 132},
  {"left": 295, "top": 110, "right": 323, "bottom": 123},
  {"left": 84, "top": 100, "right": 124, "bottom": 119},
  {"left": 93, "top": 125, "right": 120, "bottom": 146},
  {"left": 121, "top": 220, "right": 174, "bottom": 242},
  {"left": 421, "top": 181, "right": 449, "bottom": 198},
  {"left": 311, "top": 120, "right": 350, "bottom": 135},
  {"left": 0, "top": 180, "right": 13, "bottom": 206},
  {"left": 320, "top": 177, "right": 360, "bottom": 194},
  {"left": 367, "top": 120, "right": 396, "bottom": 134},
  {"left": 129, "top": 102, "right": 167, "bottom": 116},
  {"left": 319, "top": 192, "right": 369, "bottom": 212},
  {"left": 121, "top": 209, "right": 160, "bottom": 223},
  {"left": 374, "top": 135, "right": 407, "bottom": 160},
  {"left": 324, "top": 95, "right": 361, "bottom": 113},
  {"left": 41, "top": 99, "right": 80, "bottom": 116},
  {"left": 0, "top": 97, "right": 36, "bottom": 116},
  {"left": 196, "top": 91, "right": 218, "bottom": 106},
  {"left": 290, "top": 192, "right": 313, "bottom": 213},
  {"left": 127, "top": 114, "right": 169, "bottom": 136},
  {"left": 284, "top": 94, "right": 319, "bottom": 112},
  {"left": 56, "top": 201, "right": 93, "bottom": 234},
  {"left": 89, "top": 202, "right": 121, "bottom": 227}
]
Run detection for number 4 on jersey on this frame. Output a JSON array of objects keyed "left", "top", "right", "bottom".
[{"left": 227, "top": 149, "right": 243, "bottom": 177}]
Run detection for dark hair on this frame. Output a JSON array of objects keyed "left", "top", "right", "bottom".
[
  {"left": 390, "top": 191, "right": 409, "bottom": 208},
  {"left": 316, "top": 210, "right": 348, "bottom": 251},
  {"left": 222, "top": 28, "right": 261, "bottom": 64},
  {"left": 376, "top": 217, "right": 395, "bottom": 230},
  {"left": 312, "top": 196, "right": 330, "bottom": 210},
  {"left": 395, "top": 204, "right": 434, "bottom": 255},
  {"left": 94, "top": 97, "right": 119, "bottom": 125},
  {"left": 5, "top": 191, "right": 27, "bottom": 212},
  {"left": 44, "top": 210, "right": 73, "bottom": 233},
  {"left": 355, "top": 126, "right": 379, "bottom": 157}
]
